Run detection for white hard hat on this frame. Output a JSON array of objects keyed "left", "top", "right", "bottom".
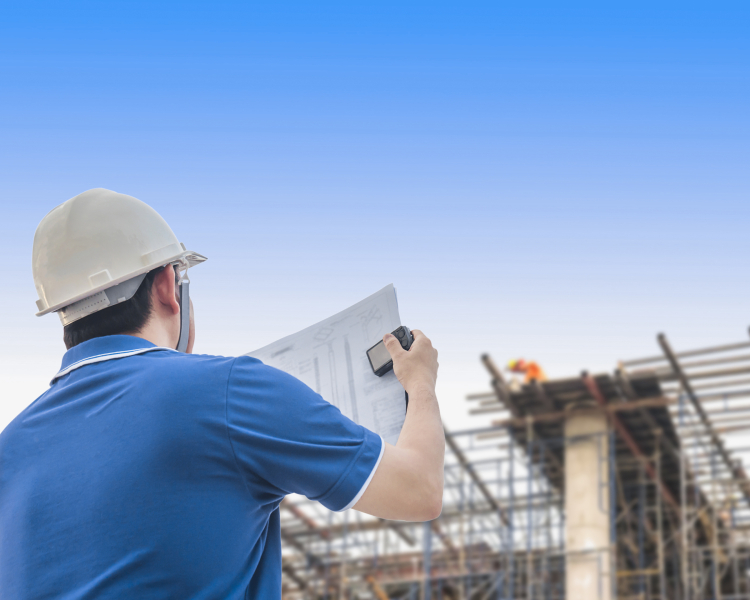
[{"left": 33, "top": 188, "right": 206, "bottom": 326}]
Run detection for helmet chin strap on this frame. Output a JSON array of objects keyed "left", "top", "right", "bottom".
[{"left": 176, "top": 273, "right": 191, "bottom": 353}]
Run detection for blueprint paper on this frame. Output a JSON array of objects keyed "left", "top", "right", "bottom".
[{"left": 246, "top": 285, "right": 406, "bottom": 445}]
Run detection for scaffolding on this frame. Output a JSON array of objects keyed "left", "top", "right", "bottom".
[{"left": 278, "top": 330, "right": 750, "bottom": 599}]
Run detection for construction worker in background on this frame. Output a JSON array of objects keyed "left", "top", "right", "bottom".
[
  {"left": 0, "top": 188, "right": 445, "bottom": 599},
  {"left": 507, "top": 358, "right": 547, "bottom": 383}
]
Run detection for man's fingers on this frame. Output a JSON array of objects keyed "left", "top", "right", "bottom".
[{"left": 383, "top": 333, "right": 406, "bottom": 358}]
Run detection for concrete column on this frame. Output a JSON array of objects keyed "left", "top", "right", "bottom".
[{"left": 565, "top": 408, "right": 611, "bottom": 600}]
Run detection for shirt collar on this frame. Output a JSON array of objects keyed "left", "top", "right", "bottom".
[{"left": 55, "top": 335, "right": 175, "bottom": 383}]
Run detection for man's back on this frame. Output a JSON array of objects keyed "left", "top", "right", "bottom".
[{"left": 0, "top": 335, "right": 383, "bottom": 599}]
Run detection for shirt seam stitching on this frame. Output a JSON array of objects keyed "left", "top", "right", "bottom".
[
  {"left": 224, "top": 357, "right": 253, "bottom": 496},
  {"left": 313, "top": 428, "right": 372, "bottom": 508},
  {"left": 64, "top": 348, "right": 151, "bottom": 370},
  {"left": 338, "top": 435, "right": 385, "bottom": 512},
  {"left": 51, "top": 347, "right": 174, "bottom": 383},
  {"left": 64, "top": 345, "right": 160, "bottom": 368}
]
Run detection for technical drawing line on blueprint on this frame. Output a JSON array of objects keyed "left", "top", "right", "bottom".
[{"left": 246, "top": 285, "right": 406, "bottom": 444}]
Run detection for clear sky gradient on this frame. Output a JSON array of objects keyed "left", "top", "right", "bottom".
[{"left": 1, "top": 2, "right": 749, "bottom": 431}]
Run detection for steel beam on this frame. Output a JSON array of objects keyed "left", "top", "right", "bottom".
[
  {"left": 581, "top": 373, "right": 681, "bottom": 514},
  {"left": 658, "top": 333, "right": 750, "bottom": 505}
]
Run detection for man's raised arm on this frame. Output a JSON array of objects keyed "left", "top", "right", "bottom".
[{"left": 354, "top": 329, "right": 444, "bottom": 521}]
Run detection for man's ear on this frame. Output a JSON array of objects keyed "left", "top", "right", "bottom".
[{"left": 152, "top": 266, "right": 180, "bottom": 316}]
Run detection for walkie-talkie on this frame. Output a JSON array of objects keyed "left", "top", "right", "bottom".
[
  {"left": 366, "top": 326, "right": 413, "bottom": 376},
  {"left": 366, "top": 326, "right": 414, "bottom": 410}
]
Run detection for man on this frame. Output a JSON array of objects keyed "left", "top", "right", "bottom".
[{"left": 0, "top": 188, "right": 444, "bottom": 598}]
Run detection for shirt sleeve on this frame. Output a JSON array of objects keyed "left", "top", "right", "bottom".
[{"left": 225, "top": 356, "right": 384, "bottom": 512}]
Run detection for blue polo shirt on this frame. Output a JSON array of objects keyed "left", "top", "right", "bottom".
[{"left": 0, "top": 335, "right": 384, "bottom": 599}]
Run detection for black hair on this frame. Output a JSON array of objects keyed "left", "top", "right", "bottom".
[{"left": 63, "top": 266, "right": 167, "bottom": 350}]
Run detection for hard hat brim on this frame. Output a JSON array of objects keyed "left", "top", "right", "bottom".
[{"left": 36, "top": 249, "right": 207, "bottom": 317}]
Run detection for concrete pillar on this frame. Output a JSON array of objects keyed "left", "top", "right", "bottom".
[{"left": 565, "top": 407, "right": 612, "bottom": 600}]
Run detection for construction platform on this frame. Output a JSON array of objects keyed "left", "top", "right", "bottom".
[{"left": 278, "top": 331, "right": 750, "bottom": 600}]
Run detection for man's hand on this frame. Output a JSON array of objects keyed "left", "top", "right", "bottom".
[
  {"left": 383, "top": 329, "right": 438, "bottom": 394},
  {"left": 354, "top": 329, "right": 444, "bottom": 522}
]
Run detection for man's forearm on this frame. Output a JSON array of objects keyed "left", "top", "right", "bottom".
[
  {"left": 397, "top": 386, "right": 444, "bottom": 471},
  {"left": 353, "top": 329, "right": 443, "bottom": 521},
  {"left": 353, "top": 387, "right": 445, "bottom": 521},
  {"left": 395, "top": 385, "right": 445, "bottom": 515}
]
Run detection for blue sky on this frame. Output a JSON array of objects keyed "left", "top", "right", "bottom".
[{"left": 1, "top": 2, "right": 749, "bottom": 430}]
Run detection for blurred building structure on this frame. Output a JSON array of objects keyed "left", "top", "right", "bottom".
[{"left": 278, "top": 331, "right": 750, "bottom": 599}]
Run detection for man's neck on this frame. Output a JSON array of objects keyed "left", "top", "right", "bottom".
[{"left": 131, "top": 320, "right": 177, "bottom": 350}]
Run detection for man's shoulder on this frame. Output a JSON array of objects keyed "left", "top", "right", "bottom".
[
  {"left": 224, "top": 356, "right": 336, "bottom": 421},
  {"left": 143, "top": 350, "right": 241, "bottom": 386},
  {"left": 156, "top": 352, "right": 267, "bottom": 374},
  {"left": 224, "top": 355, "right": 313, "bottom": 392},
  {"left": 149, "top": 351, "right": 293, "bottom": 389}
]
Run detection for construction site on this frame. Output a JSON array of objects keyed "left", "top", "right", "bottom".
[{"left": 278, "top": 330, "right": 750, "bottom": 600}]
